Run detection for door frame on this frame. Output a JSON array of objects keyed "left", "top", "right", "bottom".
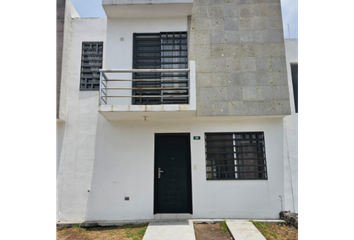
[{"left": 153, "top": 133, "right": 193, "bottom": 214}]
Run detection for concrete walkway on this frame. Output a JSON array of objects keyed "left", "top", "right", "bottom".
[
  {"left": 226, "top": 220, "right": 266, "bottom": 240},
  {"left": 142, "top": 219, "right": 268, "bottom": 240},
  {"left": 143, "top": 221, "right": 196, "bottom": 240}
]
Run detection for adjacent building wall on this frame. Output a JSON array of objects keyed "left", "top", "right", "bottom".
[
  {"left": 283, "top": 38, "right": 298, "bottom": 212},
  {"left": 189, "top": 0, "right": 291, "bottom": 116},
  {"left": 56, "top": 0, "right": 80, "bottom": 221},
  {"left": 57, "top": 0, "right": 80, "bottom": 177},
  {"left": 58, "top": 0, "right": 80, "bottom": 121},
  {"left": 57, "top": 17, "right": 107, "bottom": 222},
  {"left": 57, "top": 0, "right": 65, "bottom": 119}
]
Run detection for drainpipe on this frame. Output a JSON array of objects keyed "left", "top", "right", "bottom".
[{"left": 279, "top": 195, "right": 283, "bottom": 212}]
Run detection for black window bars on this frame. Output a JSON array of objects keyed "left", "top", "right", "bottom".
[
  {"left": 80, "top": 42, "right": 103, "bottom": 91},
  {"left": 205, "top": 132, "right": 268, "bottom": 180},
  {"left": 132, "top": 32, "right": 188, "bottom": 105}
]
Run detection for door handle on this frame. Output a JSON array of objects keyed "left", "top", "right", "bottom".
[{"left": 158, "top": 167, "right": 164, "bottom": 179}]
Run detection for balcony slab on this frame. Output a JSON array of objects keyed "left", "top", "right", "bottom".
[{"left": 99, "top": 104, "right": 196, "bottom": 121}]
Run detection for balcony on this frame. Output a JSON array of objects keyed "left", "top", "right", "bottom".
[{"left": 98, "top": 61, "right": 196, "bottom": 121}]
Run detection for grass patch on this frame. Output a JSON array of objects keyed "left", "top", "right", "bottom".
[
  {"left": 57, "top": 222, "right": 149, "bottom": 240},
  {"left": 72, "top": 224, "right": 81, "bottom": 229},
  {"left": 249, "top": 220, "right": 297, "bottom": 240},
  {"left": 124, "top": 223, "right": 148, "bottom": 240},
  {"left": 249, "top": 220, "right": 277, "bottom": 239},
  {"left": 218, "top": 220, "right": 228, "bottom": 234},
  {"left": 86, "top": 223, "right": 148, "bottom": 239},
  {"left": 250, "top": 219, "right": 266, "bottom": 229},
  {"left": 89, "top": 226, "right": 119, "bottom": 231}
]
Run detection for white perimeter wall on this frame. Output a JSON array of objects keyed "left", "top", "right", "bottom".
[{"left": 86, "top": 116, "right": 284, "bottom": 220}]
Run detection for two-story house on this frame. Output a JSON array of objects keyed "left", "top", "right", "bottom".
[{"left": 57, "top": 0, "right": 292, "bottom": 223}]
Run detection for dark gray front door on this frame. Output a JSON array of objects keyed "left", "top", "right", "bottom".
[{"left": 154, "top": 133, "right": 192, "bottom": 214}]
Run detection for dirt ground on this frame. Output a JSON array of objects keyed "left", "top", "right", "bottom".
[
  {"left": 56, "top": 223, "right": 148, "bottom": 240},
  {"left": 252, "top": 222, "right": 298, "bottom": 240},
  {"left": 194, "top": 223, "right": 233, "bottom": 240},
  {"left": 57, "top": 228, "right": 127, "bottom": 240}
]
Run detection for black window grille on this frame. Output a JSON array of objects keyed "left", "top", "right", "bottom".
[
  {"left": 205, "top": 132, "right": 268, "bottom": 180},
  {"left": 132, "top": 32, "right": 188, "bottom": 105},
  {"left": 80, "top": 42, "right": 103, "bottom": 90},
  {"left": 291, "top": 63, "right": 298, "bottom": 113}
]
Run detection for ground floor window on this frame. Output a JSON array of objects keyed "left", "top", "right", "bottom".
[{"left": 205, "top": 132, "right": 268, "bottom": 180}]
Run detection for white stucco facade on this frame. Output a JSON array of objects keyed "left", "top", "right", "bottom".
[
  {"left": 56, "top": 1, "right": 296, "bottom": 222},
  {"left": 85, "top": 117, "right": 284, "bottom": 220},
  {"left": 103, "top": 17, "right": 189, "bottom": 105}
]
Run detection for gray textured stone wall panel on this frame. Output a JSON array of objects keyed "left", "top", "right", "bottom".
[{"left": 191, "top": 0, "right": 290, "bottom": 116}]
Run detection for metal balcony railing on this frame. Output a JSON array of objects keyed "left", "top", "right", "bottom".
[{"left": 99, "top": 68, "right": 190, "bottom": 105}]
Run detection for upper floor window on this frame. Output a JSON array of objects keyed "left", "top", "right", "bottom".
[
  {"left": 80, "top": 42, "right": 103, "bottom": 91},
  {"left": 132, "top": 32, "right": 188, "bottom": 105}
]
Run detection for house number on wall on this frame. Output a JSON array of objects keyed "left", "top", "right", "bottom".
[{"left": 193, "top": 136, "right": 201, "bottom": 140}]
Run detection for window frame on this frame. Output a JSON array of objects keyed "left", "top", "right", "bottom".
[
  {"left": 205, "top": 132, "right": 268, "bottom": 181},
  {"left": 80, "top": 41, "right": 103, "bottom": 91},
  {"left": 132, "top": 32, "right": 188, "bottom": 105}
]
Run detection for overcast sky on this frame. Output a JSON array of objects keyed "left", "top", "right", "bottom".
[{"left": 70, "top": 0, "right": 298, "bottom": 39}]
